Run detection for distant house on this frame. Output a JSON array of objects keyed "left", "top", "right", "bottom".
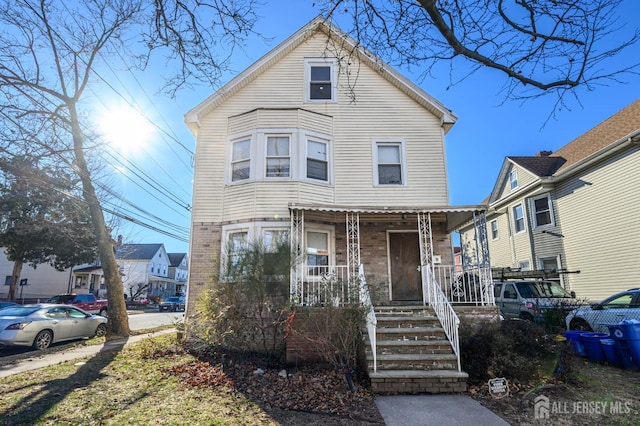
[
  {"left": 114, "top": 243, "right": 178, "bottom": 300},
  {"left": 168, "top": 253, "right": 188, "bottom": 296},
  {"left": 185, "top": 16, "right": 494, "bottom": 393},
  {"left": 461, "top": 100, "right": 640, "bottom": 300},
  {"left": 0, "top": 249, "right": 73, "bottom": 300}
]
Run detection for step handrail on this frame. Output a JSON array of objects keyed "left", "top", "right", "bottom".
[
  {"left": 358, "top": 264, "right": 377, "bottom": 372},
  {"left": 422, "top": 263, "right": 461, "bottom": 372}
]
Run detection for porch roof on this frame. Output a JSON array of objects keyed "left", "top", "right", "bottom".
[{"left": 288, "top": 203, "right": 486, "bottom": 232}]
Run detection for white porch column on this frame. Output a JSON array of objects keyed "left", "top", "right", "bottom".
[
  {"left": 418, "top": 212, "right": 434, "bottom": 305},
  {"left": 290, "top": 209, "right": 304, "bottom": 305},
  {"left": 473, "top": 211, "right": 494, "bottom": 304},
  {"left": 346, "top": 212, "right": 361, "bottom": 280}
]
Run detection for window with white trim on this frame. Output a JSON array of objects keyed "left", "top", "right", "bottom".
[
  {"left": 518, "top": 259, "right": 531, "bottom": 270},
  {"left": 512, "top": 204, "right": 525, "bottom": 233},
  {"left": 307, "top": 231, "right": 329, "bottom": 275},
  {"left": 228, "top": 231, "right": 248, "bottom": 268},
  {"left": 305, "top": 59, "right": 336, "bottom": 101},
  {"left": 264, "top": 229, "right": 289, "bottom": 252},
  {"left": 509, "top": 169, "right": 518, "bottom": 190},
  {"left": 231, "top": 139, "right": 251, "bottom": 181},
  {"left": 307, "top": 139, "right": 328, "bottom": 181},
  {"left": 373, "top": 140, "right": 405, "bottom": 185},
  {"left": 531, "top": 194, "right": 553, "bottom": 227},
  {"left": 490, "top": 220, "right": 499, "bottom": 240},
  {"left": 265, "top": 135, "right": 290, "bottom": 178},
  {"left": 539, "top": 256, "right": 559, "bottom": 272}
]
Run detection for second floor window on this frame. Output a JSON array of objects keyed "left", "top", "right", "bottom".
[
  {"left": 232, "top": 139, "right": 251, "bottom": 181},
  {"left": 266, "top": 135, "right": 290, "bottom": 177},
  {"left": 374, "top": 141, "right": 405, "bottom": 185},
  {"left": 532, "top": 195, "right": 553, "bottom": 227},
  {"left": 307, "top": 139, "right": 328, "bottom": 181},
  {"left": 490, "top": 220, "right": 499, "bottom": 240},
  {"left": 513, "top": 204, "right": 525, "bottom": 233}
]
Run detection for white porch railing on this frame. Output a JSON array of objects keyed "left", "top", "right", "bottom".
[
  {"left": 422, "top": 264, "right": 461, "bottom": 372},
  {"left": 299, "top": 265, "right": 359, "bottom": 306},
  {"left": 358, "top": 264, "right": 377, "bottom": 372},
  {"left": 432, "top": 265, "right": 495, "bottom": 306}
]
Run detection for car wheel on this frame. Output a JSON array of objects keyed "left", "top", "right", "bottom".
[
  {"left": 95, "top": 323, "right": 107, "bottom": 337},
  {"left": 99, "top": 308, "right": 108, "bottom": 318},
  {"left": 570, "top": 318, "right": 593, "bottom": 332},
  {"left": 33, "top": 330, "right": 53, "bottom": 350}
]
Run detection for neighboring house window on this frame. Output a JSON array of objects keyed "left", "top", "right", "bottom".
[
  {"left": 539, "top": 257, "right": 559, "bottom": 272},
  {"left": 307, "top": 139, "right": 328, "bottom": 181},
  {"left": 490, "top": 220, "right": 499, "bottom": 240},
  {"left": 509, "top": 169, "right": 518, "bottom": 190},
  {"left": 518, "top": 260, "right": 531, "bottom": 270},
  {"left": 231, "top": 138, "right": 251, "bottom": 181},
  {"left": 4, "top": 276, "right": 10, "bottom": 286},
  {"left": 305, "top": 58, "right": 336, "bottom": 101},
  {"left": 512, "top": 204, "right": 525, "bottom": 233},
  {"left": 266, "top": 135, "right": 290, "bottom": 178},
  {"left": 373, "top": 140, "right": 406, "bottom": 185},
  {"left": 150, "top": 262, "right": 154, "bottom": 273},
  {"left": 532, "top": 194, "right": 553, "bottom": 227},
  {"left": 307, "top": 231, "right": 329, "bottom": 275}
]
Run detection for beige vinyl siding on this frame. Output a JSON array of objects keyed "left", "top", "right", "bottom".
[
  {"left": 485, "top": 213, "right": 515, "bottom": 268},
  {"left": 496, "top": 164, "right": 539, "bottom": 201},
  {"left": 527, "top": 193, "right": 565, "bottom": 262},
  {"left": 555, "top": 146, "right": 640, "bottom": 300},
  {"left": 191, "top": 33, "right": 450, "bottom": 223}
]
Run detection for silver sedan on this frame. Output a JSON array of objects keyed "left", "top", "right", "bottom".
[{"left": 0, "top": 304, "right": 107, "bottom": 350}]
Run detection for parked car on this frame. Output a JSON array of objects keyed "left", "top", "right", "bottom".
[
  {"left": 159, "top": 297, "right": 185, "bottom": 312},
  {"left": 0, "top": 302, "right": 19, "bottom": 310},
  {"left": 565, "top": 288, "right": 640, "bottom": 333},
  {"left": 0, "top": 304, "right": 107, "bottom": 350},
  {"left": 46, "top": 293, "right": 108, "bottom": 317},
  {"left": 494, "top": 280, "right": 577, "bottom": 322}
]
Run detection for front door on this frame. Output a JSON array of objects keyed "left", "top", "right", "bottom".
[{"left": 389, "top": 232, "right": 422, "bottom": 301}]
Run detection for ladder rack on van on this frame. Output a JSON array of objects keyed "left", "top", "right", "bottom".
[{"left": 491, "top": 268, "right": 580, "bottom": 281}]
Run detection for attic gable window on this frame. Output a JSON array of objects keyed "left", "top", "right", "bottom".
[
  {"left": 305, "top": 58, "right": 337, "bottom": 102},
  {"left": 509, "top": 169, "right": 518, "bottom": 190}
]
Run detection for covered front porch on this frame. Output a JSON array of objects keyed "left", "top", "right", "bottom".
[{"left": 288, "top": 203, "right": 495, "bottom": 378}]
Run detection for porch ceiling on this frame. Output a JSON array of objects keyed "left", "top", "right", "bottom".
[{"left": 288, "top": 203, "right": 485, "bottom": 232}]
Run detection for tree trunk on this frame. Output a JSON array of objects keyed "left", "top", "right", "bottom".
[
  {"left": 7, "top": 257, "right": 24, "bottom": 301},
  {"left": 68, "top": 102, "right": 130, "bottom": 339}
]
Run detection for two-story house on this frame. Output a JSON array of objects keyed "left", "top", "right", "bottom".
[
  {"left": 185, "top": 17, "right": 495, "bottom": 393},
  {"left": 168, "top": 253, "right": 188, "bottom": 296},
  {"left": 461, "top": 100, "right": 640, "bottom": 301},
  {"left": 114, "top": 243, "right": 177, "bottom": 300}
]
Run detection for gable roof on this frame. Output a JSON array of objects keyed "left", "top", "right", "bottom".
[
  {"left": 115, "top": 244, "right": 164, "bottom": 261},
  {"left": 488, "top": 99, "right": 640, "bottom": 205},
  {"left": 168, "top": 253, "right": 187, "bottom": 267},
  {"left": 185, "top": 16, "right": 456, "bottom": 132},
  {"left": 553, "top": 99, "right": 640, "bottom": 174}
]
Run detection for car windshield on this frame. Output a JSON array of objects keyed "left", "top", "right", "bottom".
[
  {"left": 0, "top": 306, "right": 40, "bottom": 317},
  {"left": 47, "top": 295, "right": 73, "bottom": 303},
  {"left": 516, "top": 281, "right": 572, "bottom": 298},
  {"left": 165, "top": 297, "right": 180, "bottom": 302}
]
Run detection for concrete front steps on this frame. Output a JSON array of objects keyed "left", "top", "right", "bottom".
[{"left": 366, "top": 305, "right": 468, "bottom": 394}]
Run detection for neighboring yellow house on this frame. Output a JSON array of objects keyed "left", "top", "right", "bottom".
[
  {"left": 461, "top": 100, "right": 640, "bottom": 301},
  {"left": 185, "top": 16, "right": 493, "bottom": 393}
]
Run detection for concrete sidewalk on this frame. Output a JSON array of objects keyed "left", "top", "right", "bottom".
[
  {"left": 0, "top": 328, "right": 175, "bottom": 378},
  {"left": 375, "top": 394, "right": 510, "bottom": 426}
]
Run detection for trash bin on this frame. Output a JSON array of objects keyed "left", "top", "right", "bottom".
[
  {"left": 608, "top": 321, "right": 640, "bottom": 370},
  {"left": 600, "top": 338, "right": 621, "bottom": 367},
  {"left": 563, "top": 330, "right": 586, "bottom": 357},
  {"left": 580, "top": 332, "right": 608, "bottom": 363}
]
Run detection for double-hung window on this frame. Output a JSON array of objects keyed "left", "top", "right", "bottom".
[
  {"left": 231, "top": 139, "right": 251, "bottom": 181},
  {"left": 265, "top": 135, "right": 290, "bottom": 178},
  {"left": 374, "top": 141, "right": 405, "bottom": 185},
  {"left": 490, "top": 220, "right": 499, "bottom": 240},
  {"left": 307, "top": 231, "right": 329, "bottom": 275},
  {"left": 532, "top": 194, "right": 553, "bottom": 227},
  {"left": 228, "top": 231, "right": 248, "bottom": 269},
  {"left": 509, "top": 169, "right": 518, "bottom": 190},
  {"left": 305, "top": 59, "right": 336, "bottom": 102},
  {"left": 512, "top": 204, "right": 525, "bottom": 233},
  {"left": 307, "top": 139, "right": 328, "bottom": 181}
]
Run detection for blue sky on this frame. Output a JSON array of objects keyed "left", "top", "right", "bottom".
[{"left": 100, "top": 1, "right": 640, "bottom": 254}]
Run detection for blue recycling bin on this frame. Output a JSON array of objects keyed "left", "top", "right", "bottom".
[
  {"left": 580, "top": 332, "right": 608, "bottom": 363},
  {"left": 600, "top": 338, "right": 621, "bottom": 367},
  {"left": 563, "top": 330, "right": 586, "bottom": 357},
  {"left": 608, "top": 321, "right": 640, "bottom": 370}
]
